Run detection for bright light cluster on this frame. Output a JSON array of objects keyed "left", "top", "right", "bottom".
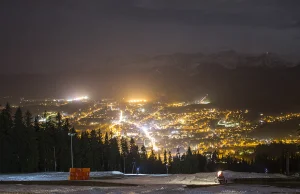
[
  {"left": 128, "top": 99, "right": 147, "bottom": 103},
  {"left": 67, "top": 96, "right": 89, "bottom": 102},
  {"left": 141, "top": 126, "right": 159, "bottom": 151}
]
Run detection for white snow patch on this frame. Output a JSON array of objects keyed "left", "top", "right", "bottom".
[{"left": 0, "top": 171, "right": 124, "bottom": 181}]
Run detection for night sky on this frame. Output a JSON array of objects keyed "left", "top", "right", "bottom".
[{"left": 1, "top": 0, "right": 300, "bottom": 74}]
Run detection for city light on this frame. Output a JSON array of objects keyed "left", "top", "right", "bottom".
[
  {"left": 128, "top": 99, "right": 147, "bottom": 103},
  {"left": 39, "top": 118, "right": 46, "bottom": 122},
  {"left": 21, "top": 95, "right": 300, "bottom": 157},
  {"left": 141, "top": 127, "right": 159, "bottom": 151},
  {"left": 119, "top": 110, "right": 123, "bottom": 122},
  {"left": 67, "top": 96, "right": 89, "bottom": 102}
]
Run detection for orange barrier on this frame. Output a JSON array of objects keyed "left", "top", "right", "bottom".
[{"left": 69, "top": 168, "right": 90, "bottom": 180}]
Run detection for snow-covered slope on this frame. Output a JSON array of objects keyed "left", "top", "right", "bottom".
[
  {"left": 0, "top": 171, "right": 124, "bottom": 181},
  {"left": 0, "top": 171, "right": 288, "bottom": 184}
]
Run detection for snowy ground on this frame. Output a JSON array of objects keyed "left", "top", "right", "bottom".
[
  {"left": 0, "top": 171, "right": 123, "bottom": 181},
  {"left": 0, "top": 184, "right": 299, "bottom": 194},
  {"left": 0, "top": 171, "right": 298, "bottom": 193},
  {"left": 0, "top": 170, "right": 288, "bottom": 183},
  {"left": 94, "top": 171, "right": 289, "bottom": 185}
]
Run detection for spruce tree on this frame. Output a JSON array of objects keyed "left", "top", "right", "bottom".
[
  {"left": 129, "top": 138, "right": 139, "bottom": 173},
  {"left": 55, "top": 112, "right": 62, "bottom": 130},
  {"left": 148, "top": 149, "right": 156, "bottom": 173},
  {"left": 25, "top": 111, "right": 39, "bottom": 172},
  {"left": 140, "top": 145, "right": 147, "bottom": 173},
  {"left": 168, "top": 151, "right": 172, "bottom": 164},
  {"left": 0, "top": 103, "right": 13, "bottom": 172},
  {"left": 59, "top": 118, "right": 71, "bottom": 171},
  {"left": 120, "top": 137, "right": 129, "bottom": 173},
  {"left": 34, "top": 116, "right": 46, "bottom": 171},
  {"left": 97, "top": 129, "right": 104, "bottom": 170},
  {"left": 13, "top": 107, "right": 25, "bottom": 172},
  {"left": 163, "top": 150, "right": 167, "bottom": 165},
  {"left": 103, "top": 132, "right": 110, "bottom": 170},
  {"left": 168, "top": 151, "right": 173, "bottom": 174},
  {"left": 109, "top": 137, "right": 121, "bottom": 171},
  {"left": 87, "top": 130, "right": 95, "bottom": 170},
  {"left": 79, "top": 131, "right": 89, "bottom": 168}
]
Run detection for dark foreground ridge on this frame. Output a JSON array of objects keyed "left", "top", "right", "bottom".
[{"left": 233, "top": 178, "right": 300, "bottom": 188}]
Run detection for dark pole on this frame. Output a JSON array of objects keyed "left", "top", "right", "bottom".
[
  {"left": 132, "top": 161, "right": 136, "bottom": 174},
  {"left": 71, "top": 135, "right": 73, "bottom": 168},
  {"left": 68, "top": 133, "right": 75, "bottom": 168},
  {"left": 166, "top": 164, "right": 169, "bottom": 174},
  {"left": 286, "top": 151, "right": 289, "bottom": 175},
  {"left": 53, "top": 147, "right": 57, "bottom": 171},
  {"left": 123, "top": 156, "right": 126, "bottom": 174}
]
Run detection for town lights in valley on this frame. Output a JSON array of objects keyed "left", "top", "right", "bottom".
[
  {"left": 67, "top": 96, "right": 89, "bottom": 102},
  {"left": 141, "top": 126, "right": 159, "bottom": 151},
  {"left": 128, "top": 99, "right": 147, "bottom": 103}
]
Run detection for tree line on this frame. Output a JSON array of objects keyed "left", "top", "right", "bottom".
[
  {"left": 0, "top": 103, "right": 299, "bottom": 174},
  {"left": 0, "top": 104, "right": 208, "bottom": 173}
]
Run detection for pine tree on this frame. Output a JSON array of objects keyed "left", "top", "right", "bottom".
[
  {"left": 156, "top": 154, "right": 164, "bottom": 173},
  {"left": 87, "top": 130, "right": 94, "bottom": 169},
  {"left": 121, "top": 137, "right": 129, "bottom": 173},
  {"left": 183, "top": 146, "right": 194, "bottom": 173},
  {"left": 121, "top": 137, "right": 129, "bottom": 156},
  {"left": 88, "top": 130, "right": 99, "bottom": 170},
  {"left": 43, "top": 113, "right": 57, "bottom": 171},
  {"left": 34, "top": 116, "right": 46, "bottom": 171},
  {"left": 103, "top": 132, "right": 110, "bottom": 170},
  {"left": 72, "top": 132, "right": 80, "bottom": 169},
  {"left": 168, "top": 151, "right": 173, "bottom": 173},
  {"left": 297, "top": 124, "right": 300, "bottom": 150},
  {"left": 13, "top": 107, "right": 25, "bottom": 172},
  {"left": 97, "top": 129, "right": 104, "bottom": 170},
  {"left": 148, "top": 149, "right": 156, "bottom": 173},
  {"left": 163, "top": 150, "right": 167, "bottom": 165},
  {"left": 55, "top": 112, "right": 62, "bottom": 130},
  {"left": 109, "top": 137, "right": 121, "bottom": 171},
  {"left": 81, "top": 131, "right": 90, "bottom": 167},
  {"left": 24, "top": 111, "right": 32, "bottom": 128},
  {"left": 140, "top": 145, "right": 147, "bottom": 173},
  {"left": 59, "top": 118, "right": 71, "bottom": 171},
  {"left": 168, "top": 151, "right": 172, "bottom": 164},
  {"left": 25, "top": 111, "right": 39, "bottom": 172},
  {"left": 129, "top": 138, "right": 139, "bottom": 173},
  {"left": 0, "top": 103, "right": 13, "bottom": 173},
  {"left": 172, "top": 147, "right": 181, "bottom": 173}
]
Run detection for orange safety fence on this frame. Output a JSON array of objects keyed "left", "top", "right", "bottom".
[{"left": 69, "top": 168, "right": 90, "bottom": 180}]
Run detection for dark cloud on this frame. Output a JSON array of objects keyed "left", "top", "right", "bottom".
[
  {"left": 127, "top": 0, "right": 300, "bottom": 29},
  {"left": 0, "top": 0, "right": 300, "bottom": 73}
]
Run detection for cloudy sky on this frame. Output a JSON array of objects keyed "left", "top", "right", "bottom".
[{"left": 1, "top": 0, "right": 300, "bottom": 73}]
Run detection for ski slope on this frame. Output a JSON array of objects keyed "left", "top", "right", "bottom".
[
  {"left": 0, "top": 170, "right": 288, "bottom": 184},
  {"left": 0, "top": 171, "right": 123, "bottom": 181}
]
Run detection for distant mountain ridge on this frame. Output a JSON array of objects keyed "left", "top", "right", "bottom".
[
  {"left": 129, "top": 51, "right": 300, "bottom": 111},
  {"left": 132, "top": 51, "right": 297, "bottom": 70},
  {"left": 1, "top": 51, "right": 300, "bottom": 112}
]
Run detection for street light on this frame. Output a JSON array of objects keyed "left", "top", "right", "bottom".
[
  {"left": 68, "top": 132, "right": 76, "bottom": 168},
  {"left": 166, "top": 163, "right": 169, "bottom": 174}
]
